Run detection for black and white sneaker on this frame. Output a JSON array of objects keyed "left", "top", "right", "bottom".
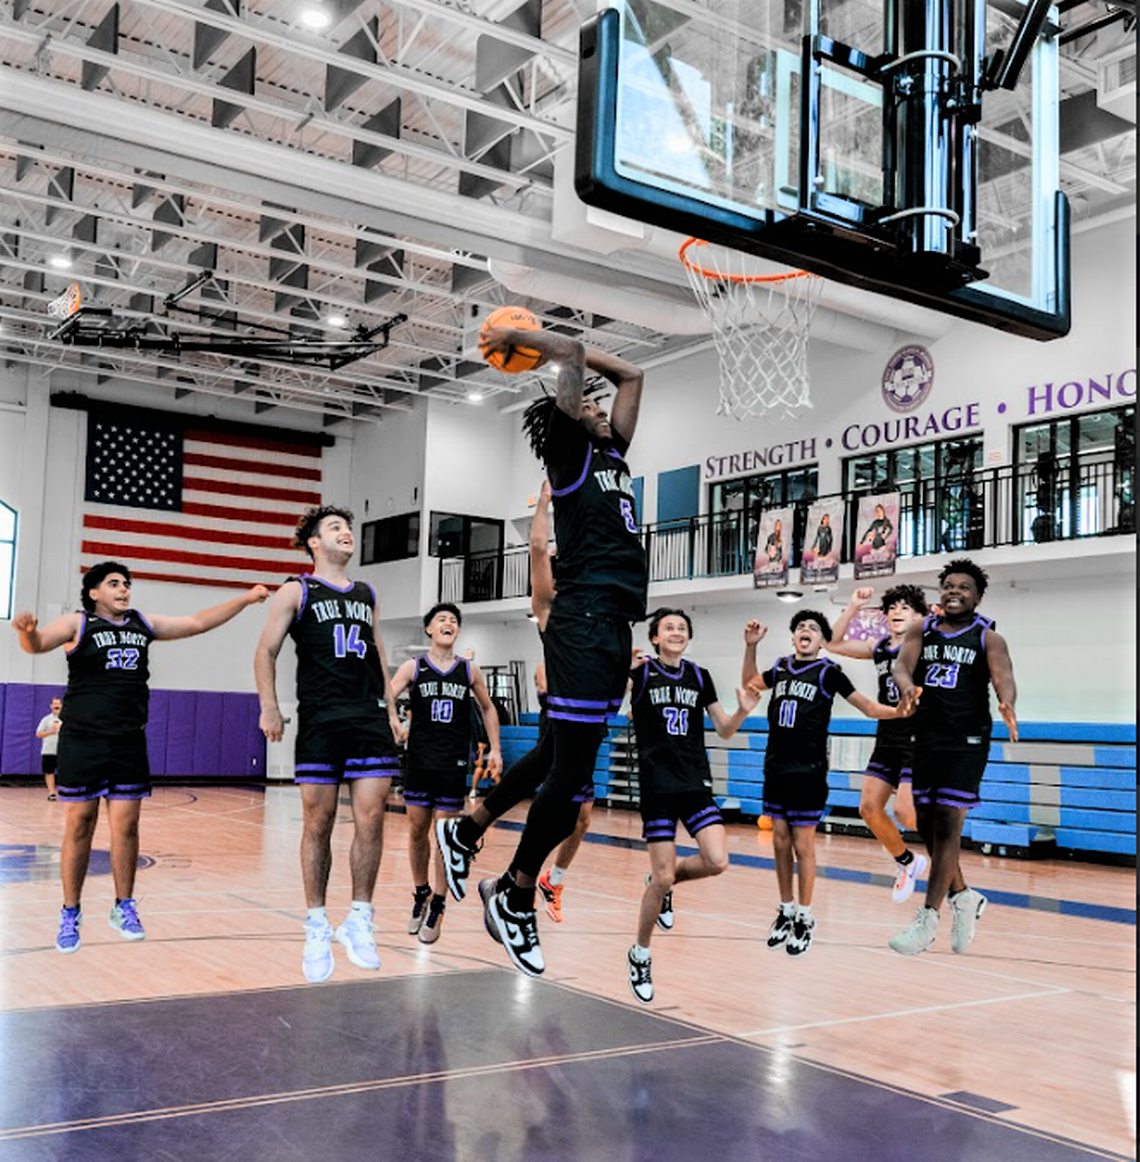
[
  {"left": 786, "top": 911, "right": 815, "bottom": 956},
  {"left": 478, "top": 877, "right": 503, "bottom": 944},
  {"left": 487, "top": 891, "right": 545, "bottom": 977},
  {"left": 627, "top": 947, "right": 654, "bottom": 1004},
  {"left": 767, "top": 905, "right": 795, "bottom": 949},
  {"left": 435, "top": 817, "right": 479, "bottom": 902}
]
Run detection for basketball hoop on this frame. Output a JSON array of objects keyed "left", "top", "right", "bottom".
[
  {"left": 680, "top": 239, "right": 822, "bottom": 422},
  {"left": 46, "top": 282, "right": 82, "bottom": 320}
]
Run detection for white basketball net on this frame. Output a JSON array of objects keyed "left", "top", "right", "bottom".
[{"left": 681, "top": 240, "right": 822, "bottom": 422}]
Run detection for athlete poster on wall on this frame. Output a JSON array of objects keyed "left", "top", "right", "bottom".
[
  {"left": 799, "top": 497, "right": 845, "bottom": 586},
  {"left": 854, "top": 492, "right": 901, "bottom": 579},
  {"left": 753, "top": 507, "right": 793, "bottom": 588}
]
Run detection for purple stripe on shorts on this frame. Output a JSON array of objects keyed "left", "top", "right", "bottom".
[
  {"left": 572, "top": 784, "right": 596, "bottom": 804},
  {"left": 548, "top": 696, "right": 612, "bottom": 709},
  {"left": 344, "top": 770, "right": 396, "bottom": 780},
  {"left": 643, "top": 818, "right": 677, "bottom": 842},
  {"left": 345, "top": 756, "right": 400, "bottom": 767},
  {"left": 685, "top": 806, "right": 723, "bottom": 835},
  {"left": 107, "top": 790, "right": 152, "bottom": 801},
  {"left": 59, "top": 786, "right": 107, "bottom": 802},
  {"left": 296, "top": 763, "right": 335, "bottom": 772},
  {"left": 548, "top": 710, "right": 610, "bottom": 724},
  {"left": 764, "top": 802, "right": 825, "bottom": 826},
  {"left": 295, "top": 775, "right": 341, "bottom": 785}
]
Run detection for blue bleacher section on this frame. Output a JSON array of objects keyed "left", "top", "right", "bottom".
[{"left": 484, "top": 714, "right": 1136, "bottom": 862}]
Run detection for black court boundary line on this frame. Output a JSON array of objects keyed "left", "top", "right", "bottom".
[
  {"left": 0, "top": 1033, "right": 723, "bottom": 1142},
  {"left": 536, "top": 974, "right": 1135, "bottom": 1162}
]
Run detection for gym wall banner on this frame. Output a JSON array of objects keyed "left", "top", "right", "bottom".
[
  {"left": 753, "top": 506, "right": 793, "bottom": 590},
  {"left": 853, "top": 492, "right": 901, "bottom": 580}
]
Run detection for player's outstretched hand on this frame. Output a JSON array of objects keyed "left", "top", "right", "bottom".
[
  {"left": 999, "top": 701, "right": 1019, "bottom": 742},
  {"left": 737, "top": 685, "right": 761, "bottom": 714},
  {"left": 260, "top": 707, "right": 285, "bottom": 742},
  {"left": 478, "top": 324, "right": 515, "bottom": 359},
  {"left": 246, "top": 585, "right": 270, "bottom": 605},
  {"left": 12, "top": 611, "right": 37, "bottom": 635},
  {"left": 744, "top": 619, "right": 767, "bottom": 646},
  {"left": 850, "top": 587, "right": 875, "bottom": 607},
  {"left": 897, "top": 686, "right": 921, "bottom": 717}
]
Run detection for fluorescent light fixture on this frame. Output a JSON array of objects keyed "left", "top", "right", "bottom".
[
  {"left": 326, "top": 313, "right": 347, "bottom": 328},
  {"left": 776, "top": 590, "right": 803, "bottom": 603},
  {"left": 300, "top": 2, "right": 331, "bottom": 29},
  {"left": 466, "top": 390, "right": 484, "bottom": 402},
  {"left": 49, "top": 254, "right": 73, "bottom": 269}
]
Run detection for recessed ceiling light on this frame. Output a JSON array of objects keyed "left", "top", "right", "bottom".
[
  {"left": 466, "top": 390, "right": 484, "bottom": 403},
  {"left": 326, "top": 313, "right": 347, "bottom": 328},
  {"left": 49, "top": 254, "right": 73, "bottom": 269},
  {"left": 300, "top": 3, "right": 331, "bottom": 29}
]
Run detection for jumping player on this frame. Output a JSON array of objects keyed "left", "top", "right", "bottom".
[
  {"left": 387, "top": 603, "right": 502, "bottom": 945},
  {"left": 437, "top": 329, "right": 647, "bottom": 976},
  {"left": 13, "top": 562, "right": 267, "bottom": 953},
  {"left": 743, "top": 611, "right": 906, "bottom": 956},
  {"left": 825, "top": 585, "right": 930, "bottom": 902},
  {"left": 889, "top": 559, "right": 1017, "bottom": 957},
  {"left": 626, "top": 608, "right": 759, "bottom": 1004},
  {"left": 255, "top": 506, "right": 402, "bottom": 983}
]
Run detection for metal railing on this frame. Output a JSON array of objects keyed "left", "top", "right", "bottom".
[{"left": 439, "top": 451, "right": 1135, "bottom": 602}]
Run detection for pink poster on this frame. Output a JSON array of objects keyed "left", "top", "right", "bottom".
[
  {"left": 799, "top": 497, "right": 844, "bottom": 586},
  {"left": 854, "top": 492, "right": 901, "bottom": 580},
  {"left": 753, "top": 507, "right": 793, "bottom": 589}
]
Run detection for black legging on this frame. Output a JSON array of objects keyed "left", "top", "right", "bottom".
[
  {"left": 479, "top": 718, "right": 556, "bottom": 823},
  {"left": 510, "top": 718, "right": 606, "bottom": 879}
]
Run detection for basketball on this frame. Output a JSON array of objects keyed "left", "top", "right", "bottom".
[{"left": 480, "top": 305, "right": 544, "bottom": 374}]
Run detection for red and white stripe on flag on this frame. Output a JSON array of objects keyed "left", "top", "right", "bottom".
[{"left": 82, "top": 427, "right": 320, "bottom": 590}]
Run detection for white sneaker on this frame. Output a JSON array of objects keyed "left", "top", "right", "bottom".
[
  {"left": 336, "top": 908, "right": 381, "bottom": 970},
  {"left": 950, "top": 888, "right": 987, "bottom": 954},
  {"left": 627, "top": 947, "right": 654, "bottom": 1003},
  {"left": 302, "top": 918, "right": 334, "bottom": 983},
  {"left": 891, "top": 853, "right": 929, "bottom": 904},
  {"left": 785, "top": 910, "right": 816, "bottom": 956},
  {"left": 889, "top": 905, "right": 940, "bottom": 956}
]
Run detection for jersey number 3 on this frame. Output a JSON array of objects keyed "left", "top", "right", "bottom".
[{"left": 333, "top": 623, "right": 367, "bottom": 659}]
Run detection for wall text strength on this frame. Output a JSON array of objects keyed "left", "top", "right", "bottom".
[{"left": 704, "top": 440, "right": 817, "bottom": 480}]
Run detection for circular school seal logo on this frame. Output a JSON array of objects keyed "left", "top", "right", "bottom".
[{"left": 881, "top": 345, "right": 934, "bottom": 413}]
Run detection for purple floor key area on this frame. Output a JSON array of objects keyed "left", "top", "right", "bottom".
[{"left": 0, "top": 970, "right": 1118, "bottom": 1162}]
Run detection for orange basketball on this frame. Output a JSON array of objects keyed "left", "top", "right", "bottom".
[{"left": 480, "top": 305, "right": 544, "bottom": 374}]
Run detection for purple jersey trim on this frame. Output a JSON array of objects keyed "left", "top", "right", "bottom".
[
  {"left": 549, "top": 443, "right": 593, "bottom": 498},
  {"left": 422, "top": 654, "right": 464, "bottom": 679},
  {"left": 134, "top": 610, "right": 157, "bottom": 636},
  {"left": 66, "top": 613, "right": 88, "bottom": 657},
  {"left": 294, "top": 576, "right": 310, "bottom": 624}
]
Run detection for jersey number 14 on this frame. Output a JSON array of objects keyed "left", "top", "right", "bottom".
[{"left": 333, "top": 623, "right": 367, "bottom": 659}]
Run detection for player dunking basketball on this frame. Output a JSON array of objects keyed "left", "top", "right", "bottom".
[
  {"left": 436, "top": 327, "right": 647, "bottom": 976},
  {"left": 255, "top": 506, "right": 403, "bottom": 983},
  {"left": 890, "top": 559, "right": 1017, "bottom": 956},
  {"left": 13, "top": 561, "right": 267, "bottom": 953},
  {"left": 825, "top": 585, "right": 930, "bottom": 902}
]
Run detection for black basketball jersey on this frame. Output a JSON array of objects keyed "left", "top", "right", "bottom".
[
  {"left": 406, "top": 655, "right": 472, "bottom": 772},
  {"left": 630, "top": 657, "right": 716, "bottom": 795},
  {"left": 914, "top": 613, "right": 994, "bottom": 748},
  {"left": 62, "top": 610, "right": 156, "bottom": 735},
  {"left": 872, "top": 636, "right": 914, "bottom": 748},
  {"left": 545, "top": 406, "right": 647, "bottom": 622},
  {"left": 288, "top": 576, "right": 386, "bottom": 726},
  {"left": 762, "top": 655, "right": 854, "bottom": 776}
]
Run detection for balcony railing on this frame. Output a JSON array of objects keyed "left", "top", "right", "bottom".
[{"left": 439, "top": 451, "right": 1135, "bottom": 603}]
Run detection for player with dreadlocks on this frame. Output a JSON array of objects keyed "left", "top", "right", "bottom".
[{"left": 436, "top": 327, "right": 647, "bottom": 976}]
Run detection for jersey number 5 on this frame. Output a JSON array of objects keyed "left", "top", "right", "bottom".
[{"left": 333, "top": 623, "right": 367, "bottom": 659}]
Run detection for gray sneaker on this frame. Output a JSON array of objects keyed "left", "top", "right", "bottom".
[
  {"left": 950, "top": 888, "right": 988, "bottom": 954},
  {"left": 889, "top": 905, "right": 940, "bottom": 956}
]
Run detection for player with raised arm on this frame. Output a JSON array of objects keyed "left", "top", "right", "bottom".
[
  {"left": 13, "top": 562, "right": 267, "bottom": 953},
  {"left": 743, "top": 611, "right": 907, "bottom": 956},
  {"left": 436, "top": 328, "right": 647, "bottom": 976},
  {"left": 386, "top": 603, "right": 502, "bottom": 945},
  {"left": 825, "top": 585, "right": 929, "bottom": 902},
  {"left": 626, "top": 608, "right": 759, "bottom": 1003},
  {"left": 255, "top": 506, "right": 402, "bottom": 983},
  {"left": 889, "top": 559, "right": 1017, "bottom": 957}
]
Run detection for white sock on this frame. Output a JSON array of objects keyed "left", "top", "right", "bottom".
[
  {"left": 350, "top": 900, "right": 372, "bottom": 915},
  {"left": 780, "top": 901, "right": 796, "bottom": 916},
  {"left": 798, "top": 904, "right": 814, "bottom": 920},
  {"left": 548, "top": 864, "right": 567, "bottom": 886},
  {"left": 630, "top": 943, "right": 651, "bottom": 961},
  {"left": 306, "top": 906, "right": 328, "bottom": 923}
]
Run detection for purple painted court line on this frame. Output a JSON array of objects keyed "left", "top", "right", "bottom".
[{"left": 0, "top": 971, "right": 1125, "bottom": 1162}]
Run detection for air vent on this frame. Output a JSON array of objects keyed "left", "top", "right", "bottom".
[{"left": 1097, "top": 44, "right": 1137, "bottom": 123}]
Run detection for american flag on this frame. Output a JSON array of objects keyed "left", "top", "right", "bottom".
[{"left": 81, "top": 408, "right": 321, "bottom": 590}]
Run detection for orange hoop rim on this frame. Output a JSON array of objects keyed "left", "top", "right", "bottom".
[{"left": 679, "top": 237, "right": 817, "bottom": 285}]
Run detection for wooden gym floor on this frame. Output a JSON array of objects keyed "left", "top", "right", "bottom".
[{"left": 0, "top": 784, "right": 1134, "bottom": 1160}]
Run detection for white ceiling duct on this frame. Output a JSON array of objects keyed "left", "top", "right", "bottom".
[{"left": 487, "top": 257, "right": 947, "bottom": 355}]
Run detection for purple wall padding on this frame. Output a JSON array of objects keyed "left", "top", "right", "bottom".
[
  {"left": 193, "top": 692, "right": 225, "bottom": 775},
  {"left": 1, "top": 685, "right": 36, "bottom": 775},
  {"left": 2, "top": 683, "right": 266, "bottom": 779},
  {"left": 147, "top": 689, "right": 170, "bottom": 777},
  {"left": 164, "top": 690, "right": 199, "bottom": 776},
  {"left": 221, "top": 694, "right": 263, "bottom": 777}
]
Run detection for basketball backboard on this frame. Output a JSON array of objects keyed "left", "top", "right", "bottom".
[{"left": 576, "top": 0, "right": 1070, "bottom": 339}]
